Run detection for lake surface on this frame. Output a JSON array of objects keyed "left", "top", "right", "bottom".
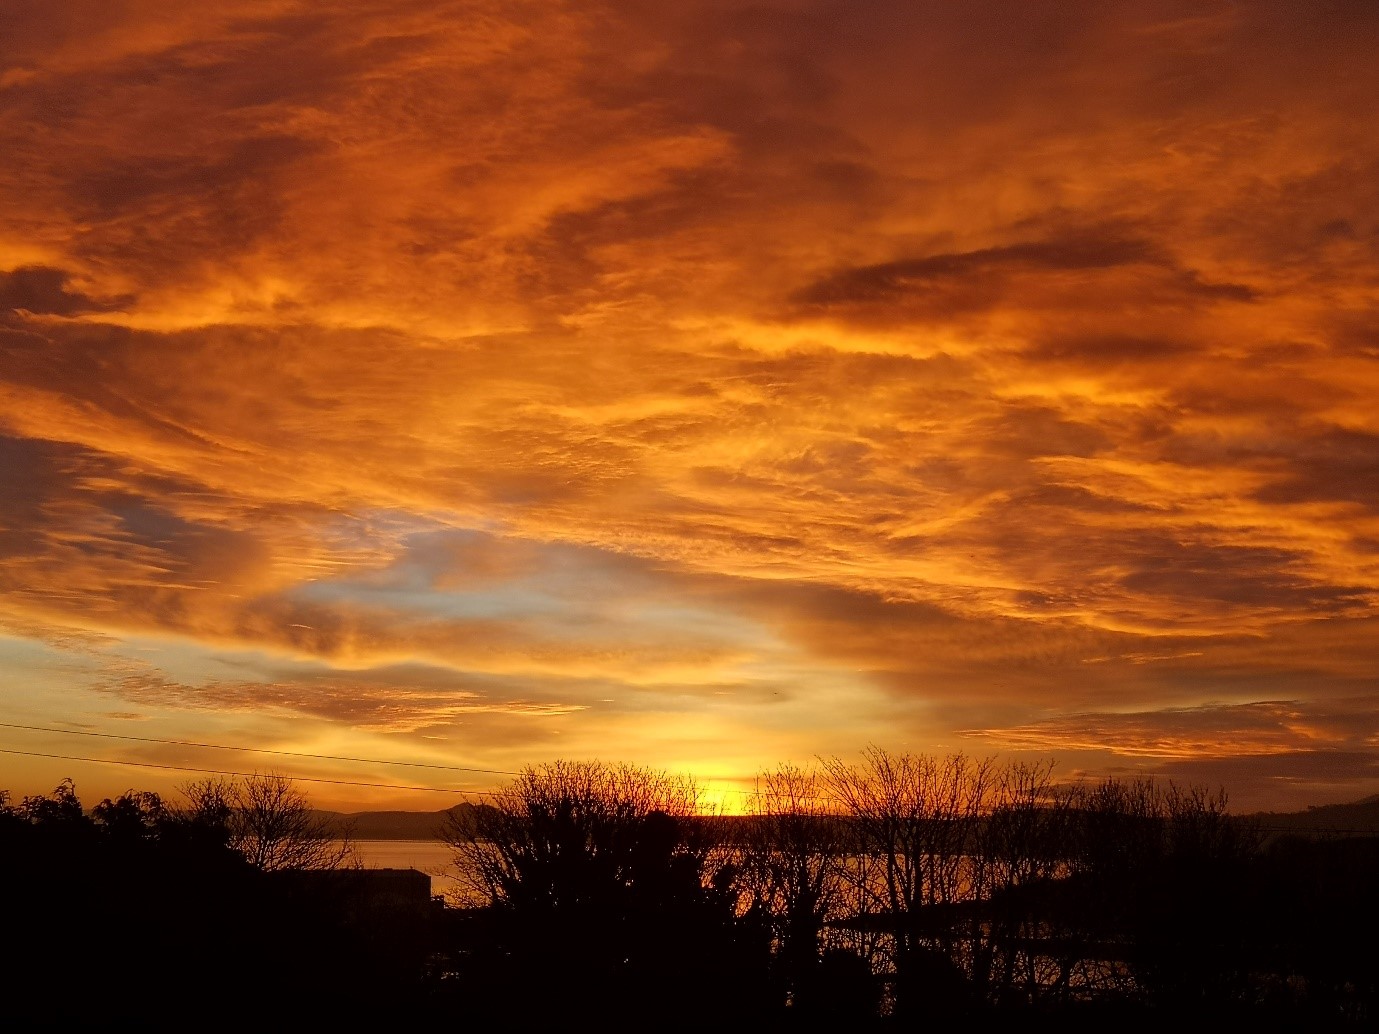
[{"left": 349, "top": 839, "right": 460, "bottom": 899}]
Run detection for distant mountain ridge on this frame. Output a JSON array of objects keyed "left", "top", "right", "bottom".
[
  {"left": 316, "top": 795, "right": 1379, "bottom": 841},
  {"left": 1246, "top": 794, "right": 1379, "bottom": 835},
  {"left": 314, "top": 804, "right": 474, "bottom": 840}
]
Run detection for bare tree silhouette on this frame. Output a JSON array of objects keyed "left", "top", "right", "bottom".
[
  {"left": 742, "top": 762, "right": 862, "bottom": 1014},
  {"left": 180, "top": 773, "right": 354, "bottom": 871},
  {"left": 441, "top": 760, "right": 771, "bottom": 1025}
]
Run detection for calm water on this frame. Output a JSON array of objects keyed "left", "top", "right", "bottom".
[{"left": 348, "top": 839, "right": 460, "bottom": 899}]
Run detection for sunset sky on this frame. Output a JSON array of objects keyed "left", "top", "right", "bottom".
[{"left": 3, "top": 1, "right": 1378, "bottom": 813}]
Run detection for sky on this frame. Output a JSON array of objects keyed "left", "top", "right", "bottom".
[{"left": 2, "top": 0, "right": 1378, "bottom": 814}]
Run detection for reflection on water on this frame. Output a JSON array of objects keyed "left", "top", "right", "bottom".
[{"left": 347, "top": 840, "right": 459, "bottom": 899}]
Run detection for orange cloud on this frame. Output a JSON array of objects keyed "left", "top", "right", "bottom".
[
  {"left": 3, "top": 1, "right": 1379, "bottom": 809},
  {"left": 965, "top": 700, "right": 1378, "bottom": 759}
]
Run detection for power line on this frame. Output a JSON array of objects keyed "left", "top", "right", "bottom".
[
  {"left": 11, "top": 748, "right": 1362, "bottom": 831},
  {"left": 0, "top": 747, "right": 496, "bottom": 796},
  {"left": 0, "top": 721, "right": 517, "bottom": 776},
  {"left": 0, "top": 720, "right": 786, "bottom": 802}
]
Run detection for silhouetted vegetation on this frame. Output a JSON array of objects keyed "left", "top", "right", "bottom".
[
  {"left": 438, "top": 760, "right": 776, "bottom": 1028},
  {"left": 4, "top": 754, "right": 1377, "bottom": 1030},
  {"left": 181, "top": 772, "right": 354, "bottom": 871},
  {"left": 0, "top": 776, "right": 428, "bottom": 1030}
]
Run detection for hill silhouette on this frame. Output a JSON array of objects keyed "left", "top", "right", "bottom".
[
  {"left": 316, "top": 803, "right": 475, "bottom": 839},
  {"left": 1246, "top": 793, "right": 1379, "bottom": 836},
  {"left": 320, "top": 794, "right": 1379, "bottom": 840}
]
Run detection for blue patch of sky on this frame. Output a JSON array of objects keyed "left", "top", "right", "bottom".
[
  {"left": 108, "top": 635, "right": 278, "bottom": 686},
  {"left": 0, "top": 633, "right": 85, "bottom": 670},
  {"left": 281, "top": 523, "right": 784, "bottom": 657},
  {"left": 289, "top": 528, "right": 624, "bottom": 622},
  {"left": 290, "top": 573, "right": 563, "bottom": 622}
]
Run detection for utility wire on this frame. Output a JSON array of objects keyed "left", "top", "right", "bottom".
[
  {"left": 13, "top": 727, "right": 1350, "bottom": 822},
  {"left": 0, "top": 720, "right": 779, "bottom": 800},
  {"left": 0, "top": 721, "right": 782, "bottom": 803},
  {"left": 0, "top": 721, "right": 516, "bottom": 776},
  {"left": 6, "top": 748, "right": 1371, "bottom": 831},
  {"left": 0, "top": 747, "right": 495, "bottom": 796}
]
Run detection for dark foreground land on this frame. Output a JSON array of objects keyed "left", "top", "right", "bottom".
[{"left": 3, "top": 764, "right": 1377, "bottom": 1031}]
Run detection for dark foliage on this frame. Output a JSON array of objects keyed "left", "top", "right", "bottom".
[
  {"left": 3, "top": 758, "right": 1377, "bottom": 1031},
  {"left": 438, "top": 761, "right": 777, "bottom": 1029},
  {"left": 0, "top": 781, "right": 436, "bottom": 1030}
]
